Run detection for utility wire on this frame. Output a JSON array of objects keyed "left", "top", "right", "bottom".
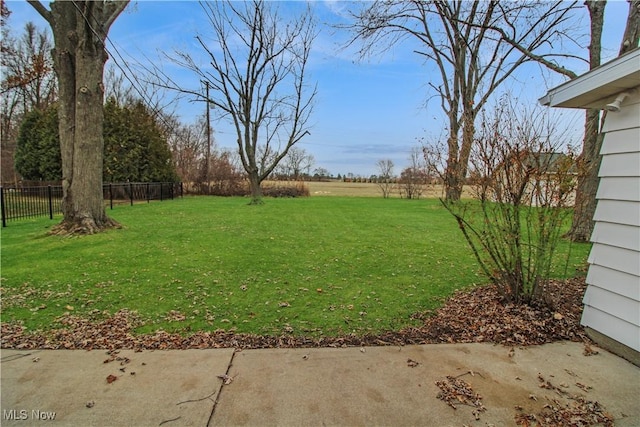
[{"left": 70, "top": 0, "right": 182, "bottom": 132}]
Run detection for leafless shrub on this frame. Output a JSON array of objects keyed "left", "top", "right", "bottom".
[
  {"left": 262, "top": 181, "right": 309, "bottom": 198},
  {"left": 398, "top": 147, "right": 427, "bottom": 199},
  {"left": 442, "top": 99, "right": 579, "bottom": 305}
]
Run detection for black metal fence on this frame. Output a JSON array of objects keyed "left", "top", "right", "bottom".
[{"left": 0, "top": 182, "right": 183, "bottom": 227}]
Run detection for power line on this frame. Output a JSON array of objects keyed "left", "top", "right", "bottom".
[{"left": 69, "top": 1, "right": 180, "bottom": 131}]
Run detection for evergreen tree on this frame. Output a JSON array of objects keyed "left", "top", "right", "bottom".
[
  {"left": 15, "top": 105, "right": 61, "bottom": 181},
  {"left": 15, "top": 99, "right": 177, "bottom": 183},
  {"left": 103, "top": 98, "right": 177, "bottom": 182}
]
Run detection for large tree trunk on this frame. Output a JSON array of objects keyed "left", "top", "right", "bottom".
[
  {"left": 444, "top": 138, "right": 462, "bottom": 201},
  {"left": 565, "top": 1, "right": 605, "bottom": 242},
  {"left": 567, "top": 109, "right": 604, "bottom": 241},
  {"left": 247, "top": 171, "right": 263, "bottom": 205},
  {"left": 56, "top": 41, "right": 115, "bottom": 234},
  {"left": 444, "top": 111, "right": 475, "bottom": 201},
  {"left": 566, "top": 0, "right": 639, "bottom": 241},
  {"left": 29, "top": 1, "right": 127, "bottom": 235}
]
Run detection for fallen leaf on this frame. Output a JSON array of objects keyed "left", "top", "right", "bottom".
[
  {"left": 435, "top": 376, "right": 486, "bottom": 415},
  {"left": 86, "top": 401, "right": 95, "bottom": 408},
  {"left": 407, "top": 358, "right": 420, "bottom": 367},
  {"left": 575, "top": 382, "right": 592, "bottom": 392},
  {"left": 106, "top": 375, "right": 118, "bottom": 384},
  {"left": 217, "top": 374, "right": 235, "bottom": 385},
  {"left": 583, "top": 344, "right": 599, "bottom": 356}
]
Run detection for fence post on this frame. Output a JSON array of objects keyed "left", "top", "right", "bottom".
[
  {"left": 146, "top": 182, "right": 150, "bottom": 203},
  {"left": 129, "top": 182, "right": 134, "bottom": 206},
  {"left": 180, "top": 182, "right": 184, "bottom": 198},
  {"left": 47, "top": 185, "right": 53, "bottom": 219},
  {"left": 160, "top": 183, "right": 163, "bottom": 202},
  {"left": 109, "top": 183, "right": 113, "bottom": 210},
  {"left": 1, "top": 187, "right": 6, "bottom": 227}
]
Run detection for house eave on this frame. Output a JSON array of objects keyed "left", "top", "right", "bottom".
[{"left": 539, "top": 48, "right": 640, "bottom": 110}]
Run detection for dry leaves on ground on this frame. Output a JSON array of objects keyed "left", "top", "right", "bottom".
[
  {"left": 435, "top": 375, "right": 486, "bottom": 420},
  {"left": 0, "top": 277, "right": 589, "bottom": 350},
  {"left": 515, "top": 375, "right": 614, "bottom": 427}
]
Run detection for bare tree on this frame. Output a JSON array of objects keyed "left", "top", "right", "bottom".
[
  {"left": 563, "top": 1, "right": 606, "bottom": 242},
  {"left": 281, "top": 146, "right": 315, "bottom": 180},
  {"left": 565, "top": 1, "right": 639, "bottom": 241},
  {"left": 162, "top": 0, "right": 317, "bottom": 204},
  {"left": 1, "top": 17, "right": 57, "bottom": 185},
  {"left": 166, "top": 116, "right": 208, "bottom": 186},
  {"left": 375, "top": 159, "right": 395, "bottom": 198},
  {"left": 347, "top": 1, "right": 579, "bottom": 201},
  {"left": 28, "top": 0, "right": 128, "bottom": 234},
  {"left": 1, "top": 22, "right": 57, "bottom": 110},
  {"left": 313, "top": 167, "right": 330, "bottom": 180},
  {"left": 398, "top": 147, "right": 426, "bottom": 199},
  {"left": 500, "top": 1, "right": 638, "bottom": 241}
]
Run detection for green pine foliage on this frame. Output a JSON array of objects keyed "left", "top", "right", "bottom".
[
  {"left": 15, "top": 106, "right": 61, "bottom": 181},
  {"left": 103, "top": 98, "right": 177, "bottom": 183},
  {"left": 15, "top": 99, "right": 177, "bottom": 183}
]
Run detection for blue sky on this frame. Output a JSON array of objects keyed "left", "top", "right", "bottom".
[{"left": 6, "top": 1, "right": 629, "bottom": 177}]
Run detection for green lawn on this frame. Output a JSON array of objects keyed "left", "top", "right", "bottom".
[{"left": 0, "top": 196, "right": 590, "bottom": 337}]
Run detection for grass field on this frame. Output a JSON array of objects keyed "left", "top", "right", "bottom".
[
  {"left": 0, "top": 195, "right": 590, "bottom": 337},
  {"left": 303, "top": 180, "right": 467, "bottom": 198}
]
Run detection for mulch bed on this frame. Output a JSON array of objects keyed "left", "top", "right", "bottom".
[{"left": 0, "top": 277, "right": 589, "bottom": 350}]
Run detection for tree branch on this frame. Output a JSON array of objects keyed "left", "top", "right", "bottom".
[
  {"left": 26, "top": 0, "right": 52, "bottom": 25},
  {"left": 103, "top": 1, "right": 130, "bottom": 33}
]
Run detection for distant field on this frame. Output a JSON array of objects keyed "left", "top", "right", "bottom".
[{"left": 301, "top": 180, "right": 464, "bottom": 198}]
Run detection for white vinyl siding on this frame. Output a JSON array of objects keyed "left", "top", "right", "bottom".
[
  {"left": 596, "top": 177, "right": 640, "bottom": 201},
  {"left": 586, "top": 265, "right": 640, "bottom": 301},
  {"left": 600, "top": 127, "right": 640, "bottom": 154},
  {"left": 542, "top": 53, "right": 640, "bottom": 356},
  {"left": 583, "top": 285, "right": 640, "bottom": 326},
  {"left": 587, "top": 244, "right": 640, "bottom": 277},
  {"left": 602, "top": 98, "right": 640, "bottom": 133},
  {"left": 598, "top": 152, "right": 640, "bottom": 177},
  {"left": 591, "top": 221, "right": 640, "bottom": 252},
  {"left": 581, "top": 306, "right": 640, "bottom": 352},
  {"left": 584, "top": 89, "right": 640, "bottom": 353},
  {"left": 593, "top": 200, "right": 640, "bottom": 226}
]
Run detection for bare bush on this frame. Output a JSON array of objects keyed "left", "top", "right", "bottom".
[
  {"left": 442, "top": 99, "right": 579, "bottom": 305},
  {"left": 207, "top": 151, "right": 247, "bottom": 197},
  {"left": 262, "top": 181, "right": 309, "bottom": 198},
  {"left": 398, "top": 147, "right": 427, "bottom": 199}
]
